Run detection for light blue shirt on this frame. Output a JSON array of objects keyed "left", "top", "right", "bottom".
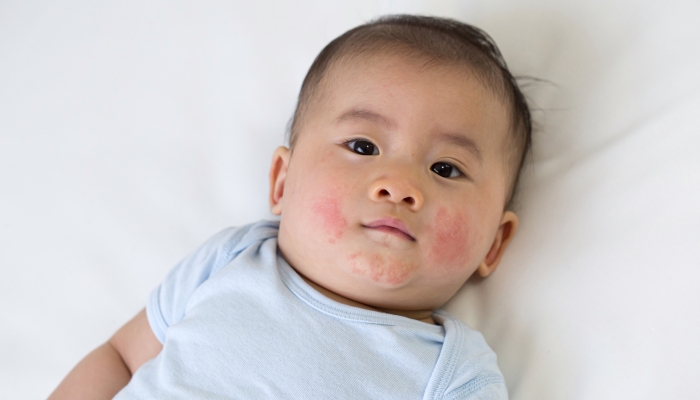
[{"left": 115, "top": 220, "right": 508, "bottom": 399}]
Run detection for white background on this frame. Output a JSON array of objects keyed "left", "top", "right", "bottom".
[{"left": 1, "top": 1, "right": 699, "bottom": 398}]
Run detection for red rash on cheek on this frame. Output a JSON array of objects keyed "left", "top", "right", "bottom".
[
  {"left": 429, "top": 207, "right": 470, "bottom": 269},
  {"left": 311, "top": 196, "right": 348, "bottom": 243},
  {"left": 348, "top": 252, "right": 417, "bottom": 285}
]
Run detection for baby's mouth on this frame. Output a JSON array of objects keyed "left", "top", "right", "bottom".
[{"left": 363, "top": 218, "right": 416, "bottom": 242}]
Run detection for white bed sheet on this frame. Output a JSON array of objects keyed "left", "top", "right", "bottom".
[{"left": 1, "top": 1, "right": 698, "bottom": 398}]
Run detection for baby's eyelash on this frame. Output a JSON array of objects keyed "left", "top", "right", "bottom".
[
  {"left": 343, "top": 138, "right": 379, "bottom": 156},
  {"left": 431, "top": 161, "right": 466, "bottom": 179},
  {"left": 341, "top": 137, "right": 372, "bottom": 146}
]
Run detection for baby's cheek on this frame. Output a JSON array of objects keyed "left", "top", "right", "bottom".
[
  {"left": 348, "top": 252, "right": 417, "bottom": 285},
  {"left": 311, "top": 194, "right": 348, "bottom": 243},
  {"left": 428, "top": 207, "right": 472, "bottom": 270}
]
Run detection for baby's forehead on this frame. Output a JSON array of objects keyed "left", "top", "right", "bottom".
[
  {"left": 329, "top": 49, "right": 478, "bottom": 84},
  {"left": 324, "top": 52, "right": 506, "bottom": 121},
  {"left": 322, "top": 52, "right": 492, "bottom": 105}
]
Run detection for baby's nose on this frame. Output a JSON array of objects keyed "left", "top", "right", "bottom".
[{"left": 368, "top": 177, "right": 424, "bottom": 211}]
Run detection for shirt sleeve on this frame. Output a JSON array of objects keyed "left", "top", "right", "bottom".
[
  {"left": 145, "top": 224, "right": 256, "bottom": 343},
  {"left": 439, "top": 315, "right": 509, "bottom": 400}
]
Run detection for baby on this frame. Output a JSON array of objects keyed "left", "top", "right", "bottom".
[{"left": 50, "top": 14, "right": 531, "bottom": 399}]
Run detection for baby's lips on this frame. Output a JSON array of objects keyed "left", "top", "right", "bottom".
[{"left": 363, "top": 217, "right": 416, "bottom": 241}]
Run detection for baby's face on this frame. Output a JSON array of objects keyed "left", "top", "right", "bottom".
[{"left": 270, "top": 53, "right": 516, "bottom": 311}]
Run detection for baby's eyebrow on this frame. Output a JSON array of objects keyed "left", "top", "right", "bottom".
[
  {"left": 434, "top": 132, "right": 483, "bottom": 165},
  {"left": 335, "top": 108, "right": 397, "bottom": 130}
]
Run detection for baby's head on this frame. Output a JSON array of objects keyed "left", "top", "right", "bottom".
[{"left": 268, "top": 15, "right": 531, "bottom": 315}]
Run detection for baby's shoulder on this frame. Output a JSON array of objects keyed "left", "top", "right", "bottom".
[
  {"left": 434, "top": 311, "right": 508, "bottom": 399},
  {"left": 191, "top": 220, "right": 280, "bottom": 270}
]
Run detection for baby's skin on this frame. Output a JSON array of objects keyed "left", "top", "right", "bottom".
[
  {"left": 49, "top": 50, "right": 518, "bottom": 398},
  {"left": 271, "top": 51, "right": 519, "bottom": 323}
]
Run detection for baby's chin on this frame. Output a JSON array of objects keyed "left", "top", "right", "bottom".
[{"left": 345, "top": 250, "right": 419, "bottom": 286}]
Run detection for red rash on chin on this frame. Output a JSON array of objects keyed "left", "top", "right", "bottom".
[
  {"left": 311, "top": 196, "right": 348, "bottom": 243},
  {"left": 429, "top": 207, "right": 470, "bottom": 269},
  {"left": 348, "top": 252, "right": 417, "bottom": 285}
]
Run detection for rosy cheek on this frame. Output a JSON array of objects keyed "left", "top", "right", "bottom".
[
  {"left": 311, "top": 195, "right": 348, "bottom": 243},
  {"left": 348, "top": 252, "right": 417, "bottom": 285},
  {"left": 428, "top": 207, "right": 471, "bottom": 269}
]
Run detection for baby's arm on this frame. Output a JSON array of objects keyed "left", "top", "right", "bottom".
[{"left": 48, "top": 308, "right": 162, "bottom": 399}]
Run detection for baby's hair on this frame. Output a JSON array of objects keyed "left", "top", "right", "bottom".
[{"left": 288, "top": 15, "right": 532, "bottom": 211}]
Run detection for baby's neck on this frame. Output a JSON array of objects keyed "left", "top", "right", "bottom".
[{"left": 299, "top": 274, "right": 436, "bottom": 325}]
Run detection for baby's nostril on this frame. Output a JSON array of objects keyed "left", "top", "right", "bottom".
[
  {"left": 378, "top": 189, "right": 390, "bottom": 197},
  {"left": 404, "top": 197, "right": 415, "bottom": 205}
]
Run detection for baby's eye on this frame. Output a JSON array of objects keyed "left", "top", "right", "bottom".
[
  {"left": 431, "top": 162, "right": 463, "bottom": 178},
  {"left": 345, "top": 139, "right": 379, "bottom": 156}
]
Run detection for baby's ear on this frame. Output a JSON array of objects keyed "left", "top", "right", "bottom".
[
  {"left": 269, "top": 146, "right": 291, "bottom": 215},
  {"left": 476, "top": 211, "right": 519, "bottom": 278}
]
